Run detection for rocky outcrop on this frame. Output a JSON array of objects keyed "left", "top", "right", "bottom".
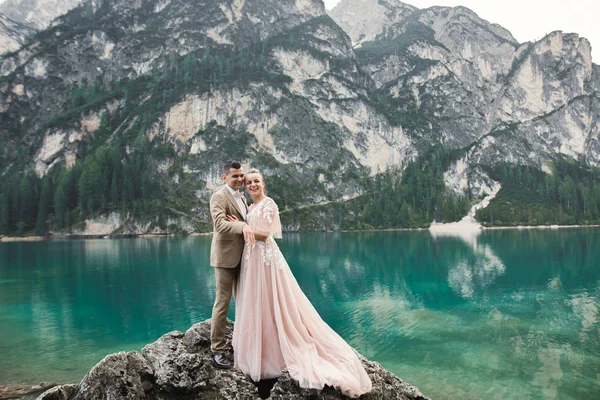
[
  {"left": 36, "top": 320, "right": 429, "bottom": 400},
  {"left": 329, "top": 0, "right": 600, "bottom": 182},
  {"left": 0, "top": 0, "right": 81, "bottom": 31},
  {"left": 0, "top": 382, "right": 61, "bottom": 400},
  {"left": 0, "top": 0, "right": 80, "bottom": 54},
  {"left": 328, "top": 0, "right": 417, "bottom": 47},
  {"left": 60, "top": 211, "right": 200, "bottom": 237},
  {"left": 0, "top": 14, "right": 36, "bottom": 54}
]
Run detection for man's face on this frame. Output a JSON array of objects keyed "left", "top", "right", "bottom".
[{"left": 222, "top": 168, "right": 244, "bottom": 190}]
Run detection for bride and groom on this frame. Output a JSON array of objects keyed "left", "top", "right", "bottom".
[{"left": 209, "top": 161, "right": 372, "bottom": 398}]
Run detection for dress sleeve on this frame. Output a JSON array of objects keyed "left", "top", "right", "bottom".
[{"left": 255, "top": 198, "right": 283, "bottom": 239}]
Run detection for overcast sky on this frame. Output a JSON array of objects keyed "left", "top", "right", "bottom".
[{"left": 325, "top": 0, "right": 599, "bottom": 61}]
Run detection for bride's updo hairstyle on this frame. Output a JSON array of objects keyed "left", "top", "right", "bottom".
[{"left": 245, "top": 168, "right": 267, "bottom": 194}]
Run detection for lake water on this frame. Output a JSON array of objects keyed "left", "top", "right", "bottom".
[{"left": 0, "top": 229, "right": 599, "bottom": 399}]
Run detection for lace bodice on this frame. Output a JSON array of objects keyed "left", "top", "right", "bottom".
[{"left": 246, "top": 197, "right": 282, "bottom": 238}]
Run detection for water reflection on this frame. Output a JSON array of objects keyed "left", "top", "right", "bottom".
[
  {"left": 1, "top": 230, "right": 600, "bottom": 399},
  {"left": 0, "top": 237, "right": 216, "bottom": 384},
  {"left": 430, "top": 228, "right": 506, "bottom": 299},
  {"left": 280, "top": 229, "right": 600, "bottom": 399}
]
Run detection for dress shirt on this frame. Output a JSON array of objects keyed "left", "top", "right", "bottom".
[{"left": 226, "top": 185, "right": 247, "bottom": 219}]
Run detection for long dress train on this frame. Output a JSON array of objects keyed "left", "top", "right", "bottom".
[{"left": 232, "top": 197, "right": 372, "bottom": 398}]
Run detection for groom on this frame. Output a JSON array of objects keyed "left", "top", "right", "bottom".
[{"left": 209, "top": 161, "right": 255, "bottom": 369}]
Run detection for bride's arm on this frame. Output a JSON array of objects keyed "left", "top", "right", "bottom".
[
  {"left": 225, "top": 215, "right": 269, "bottom": 241},
  {"left": 250, "top": 198, "right": 282, "bottom": 239}
]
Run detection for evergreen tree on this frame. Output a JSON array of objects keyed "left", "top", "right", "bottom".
[
  {"left": 18, "top": 175, "right": 38, "bottom": 232},
  {"left": 399, "top": 201, "right": 410, "bottom": 227},
  {"left": 0, "top": 191, "right": 9, "bottom": 235},
  {"left": 110, "top": 169, "right": 120, "bottom": 208},
  {"left": 182, "top": 53, "right": 195, "bottom": 85},
  {"left": 54, "top": 182, "right": 67, "bottom": 230},
  {"left": 122, "top": 163, "right": 135, "bottom": 206},
  {"left": 35, "top": 178, "right": 51, "bottom": 235}
]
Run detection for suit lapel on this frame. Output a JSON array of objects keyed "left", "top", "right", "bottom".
[{"left": 222, "top": 186, "right": 245, "bottom": 220}]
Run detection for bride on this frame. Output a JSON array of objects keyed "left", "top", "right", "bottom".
[{"left": 228, "top": 168, "right": 372, "bottom": 398}]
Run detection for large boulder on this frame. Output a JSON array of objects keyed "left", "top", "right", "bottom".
[
  {"left": 37, "top": 319, "right": 429, "bottom": 400},
  {"left": 72, "top": 351, "right": 156, "bottom": 400}
]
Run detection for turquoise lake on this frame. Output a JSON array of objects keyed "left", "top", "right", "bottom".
[{"left": 0, "top": 229, "right": 599, "bottom": 399}]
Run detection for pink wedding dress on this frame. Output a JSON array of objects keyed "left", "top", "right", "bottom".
[{"left": 232, "top": 197, "right": 372, "bottom": 398}]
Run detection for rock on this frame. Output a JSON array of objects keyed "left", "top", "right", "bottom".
[
  {"left": 72, "top": 351, "right": 156, "bottom": 400},
  {"left": 0, "top": 0, "right": 81, "bottom": 31},
  {"left": 142, "top": 330, "right": 211, "bottom": 393},
  {"left": 141, "top": 321, "right": 257, "bottom": 398},
  {"left": 36, "top": 319, "right": 428, "bottom": 400},
  {"left": 0, "top": 14, "right": 36, "bottom": 54},
  {"left": 0, "top": 383, "right": 57, "bottom": 400},
  {"left": 269, "top": 358, "right": 428, "bottom": 400},
  {"left": 35, "top": 385, "right": 77, "bottom": 400},
  {"left": 181, "top": 320, "right": 213, "bottom": 353},
  {"left": 358, "top": 357, "right": 428, "bottom": 400}
]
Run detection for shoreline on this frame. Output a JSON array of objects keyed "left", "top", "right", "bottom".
[
  {"left": 483, "top": 224, "right": 600, "bottom": 230},
  {"left": 2, "top": 224, "right": 600, "bottom": 242}
]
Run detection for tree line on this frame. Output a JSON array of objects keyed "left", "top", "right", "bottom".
[
  {"left": 0, "top": 139, "right": 165, "bottom": 236},
  {"left": 476, "top": 159, "right": 600, "bottom": 226},
  {"left": 315, "top": 147, "right": 471, "bottom": 230}
]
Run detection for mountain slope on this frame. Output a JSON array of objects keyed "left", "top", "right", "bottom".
[
  {"left": 330, "top": 0, "right": 599, "bottom": 168},
  {"left": 329, "top": 0, "right": 600, "bottom": 226},
  {"left": 0, "top": 0, "right": 81, "bottom": 53},
  {"left": 0, "top": 13, "right": 35, "bottom": 53},
  {"left": 0, "top": 0, "right": 81, "bottom": 30},
  {"left": 0, "top": 0, "right": 419, "bottom": 236},
  {"left": 1, "top": 0, "right": 600, "bottom": 236}
]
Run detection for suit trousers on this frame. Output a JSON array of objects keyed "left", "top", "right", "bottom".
[{"left": 211, "top": 265, "right": 240, "bottom": 353}]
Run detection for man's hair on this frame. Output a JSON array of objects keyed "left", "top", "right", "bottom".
[{"left": 223, "top": 161, "right": 242, "bottom": 175}]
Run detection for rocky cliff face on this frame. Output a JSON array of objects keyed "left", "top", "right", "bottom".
[
  {"left": 330, "top": 0, "right": 600, "bottom": 177},
  {"left": 31, "top": 320, "right": 429, "bottom": 400},
  {"left": 0, "top": 0, "right": 80, "bottom": 53},
  {"left": 0, "top": 13, "right": 35, "bottom": 53},
  {"left": 328, "top": 0, "right": 417, "bottom": 47},
  {"left": 0, "top": 0, "right": 81, "bottom": 30}
]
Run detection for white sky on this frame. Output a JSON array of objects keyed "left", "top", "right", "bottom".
[{"left": 325, "top": 0, "right": 599, "bottom": 61}]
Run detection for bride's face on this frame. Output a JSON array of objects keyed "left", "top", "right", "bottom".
[{"left": 245, "top": 173, "right": 265, "bottom": 197}]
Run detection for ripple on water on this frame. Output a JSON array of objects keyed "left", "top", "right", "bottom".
[{"left": 1, "top": 232, "right": 600, "bottom": 399}]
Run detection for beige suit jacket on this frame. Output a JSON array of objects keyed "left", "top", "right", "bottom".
[{"left": 209, "top": 186, "right": 247, "bottom": 268}]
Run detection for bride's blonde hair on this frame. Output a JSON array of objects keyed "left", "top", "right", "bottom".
[{"left": 245, "top": 168, "right": 267, "bottom": 194}]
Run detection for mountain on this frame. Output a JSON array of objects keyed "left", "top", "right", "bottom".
[
  {"left": 331, "top": 0, "right": 599, "bottom": 165},
  {"left": 0, "top": 0, "right": 81, "bottom": 30},
  {"left": 1, "top": 0, "right": 600, "bottom": 237},
  {"left": 328, "top": 0, "right": 418, "bottom": 47},
  {"left": 0, "top": 0, "right": 81, "bottom": 53},
  {"left": 329, "top": 0, "right": 600, "bottom": 225},
  {"left": 0, "top": 13, "right": 35, "bottom": 53},
  {"left": 0, "top": 0, "right": 418, "bottom": 236}
]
